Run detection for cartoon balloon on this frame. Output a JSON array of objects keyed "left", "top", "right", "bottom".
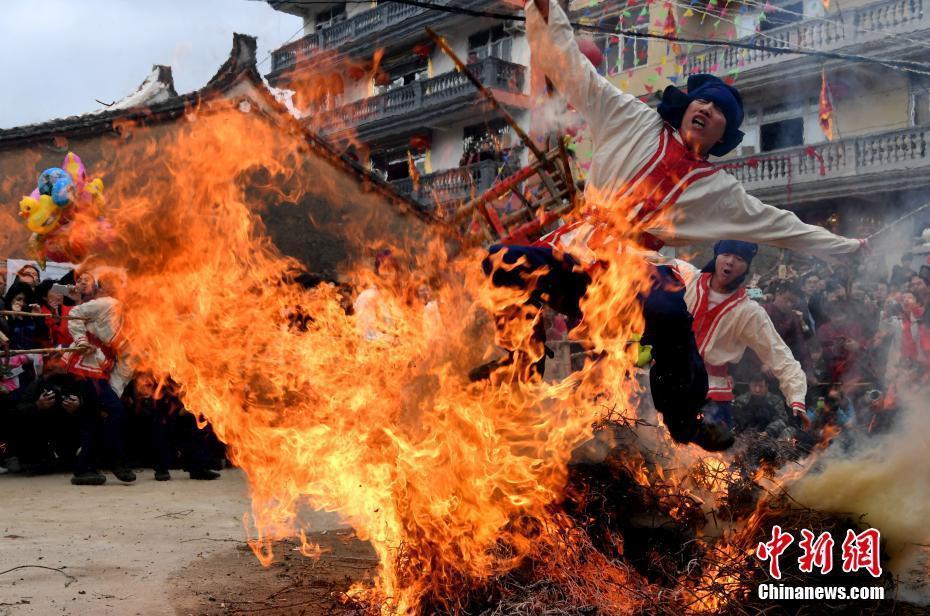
[
  {"left": 17, "top": 151, "right": 108, "bottom": 267},
  {"left": 19, "top": 193, "right": 65, "bottom": 235},
  {"left": 37, "top": 167, "right": 74, "bottom": 206},
  {"left": 61, "top": 151, "right": 87, "bottom": 189}
]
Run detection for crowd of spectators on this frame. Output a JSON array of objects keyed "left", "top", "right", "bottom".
[
  {"left": 729, "top": 251, "right": 930, "bottom": 454},
  {"left": 0, "top": 262, "right": 225, "bottom": 485}
]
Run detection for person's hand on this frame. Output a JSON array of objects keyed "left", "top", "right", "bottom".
[
  {"left": 75, "top": 343, "right": 95, "bottom": 356},
  {"left": 856, "top": 238, "right": 872, "bottom": 255},
  {"left": 62, "top": 395, "right": 80, "bottom": 413},
  {"left": 795, "top": 408, "right": 812, "bottom": 430},
  {"left": 37, "top": 390, "right": 56, "bottom": 410}
]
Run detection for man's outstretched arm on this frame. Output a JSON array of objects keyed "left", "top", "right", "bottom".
[{"left": 650, "top": 173, "right": 865, "bottom": 257}]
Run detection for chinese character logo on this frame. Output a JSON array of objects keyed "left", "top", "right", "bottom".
[
  {"left": 841, "top": 528, "right": 882, "bottom": 577},
  {"left": 755, "top": 526, "right": 882, "bottom": 578},
  {"left": 756, "top": 525, "right": 794, "bottom": 579}
]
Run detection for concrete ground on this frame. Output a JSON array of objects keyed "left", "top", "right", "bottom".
[{"left": 0, "top": 470, "right": 353, "bottom": 616}]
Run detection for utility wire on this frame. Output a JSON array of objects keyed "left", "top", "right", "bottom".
[{"left": 271, "top": 0, "right": 930, "bottom": 76}]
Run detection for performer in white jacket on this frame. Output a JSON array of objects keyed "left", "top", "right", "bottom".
[
  {"left": 479, "top": 0, "right": 862, "bottom": 450},
  {"left": 68, "top": 296, "right": 133, "bottom": 398},
  {"left": 66, "top": 271, "right": 136, "bottom": 483},
  {"left": 663, "top": 241, "right": 809, "bottom": 449},
  {"left": 524, "top": 0, "right": 865, "bottom": 257}
]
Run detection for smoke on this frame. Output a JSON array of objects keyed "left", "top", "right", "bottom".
[{"left": 785, "top": 390, "right": 930, "bottom": 602}]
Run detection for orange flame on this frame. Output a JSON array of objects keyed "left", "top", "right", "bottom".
[{"left": 33, "top": 95, "right": 663, "bottom": 610}]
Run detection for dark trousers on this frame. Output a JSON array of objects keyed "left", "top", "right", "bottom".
[
  {"left": 150, "top": 401, "right": 210, "bottom": 473},
  {"left": 76, "top": 379, "right": 129, "bottom": 474},
  {"left": 482, "top": 244, "right": 708, "bottom": 442}
]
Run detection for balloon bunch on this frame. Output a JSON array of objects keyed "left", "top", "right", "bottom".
[{"left": 18, "top": 152, "right": 107, "bottom": 266}]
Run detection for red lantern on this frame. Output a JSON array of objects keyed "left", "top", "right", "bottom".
[
  {"left": 412, "top": 43, "right": 433, "bottom": 59},
  {"left": 374, "top": 71, "right": 391, "bottom": 86},
  {"left": 577, "top": 39, "right": 604, "bottom": 68},
  {"left": 409, "top": 135, "right": 430, "bottom": 150}
]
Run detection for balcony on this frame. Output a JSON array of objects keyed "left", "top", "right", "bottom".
[
  {"left": 268, "top": 0, "right": 496, "bottom": 78},
  {"left": 391, "top": 159, "right": 510, "bottom": 205},
  {"left": 682, "top": 0, "right": 928, "bottom": 87},
  {"left": 723, "top": 125, "right": 930, "bottom": 205},
  {"left": 311, "top": 56, "right": 526, "bottom": 142}
]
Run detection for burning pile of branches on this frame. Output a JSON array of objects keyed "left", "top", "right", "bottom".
[{"left": 18, "top": 91, "right": 916, "bottom": 614}]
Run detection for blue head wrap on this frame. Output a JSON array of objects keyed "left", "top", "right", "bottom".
[
  {"left": 657, "top": 74, "right": 745, "bottom": 157},
  {"left": 701, "top": 240, "right": 758, "bottom": 289}
]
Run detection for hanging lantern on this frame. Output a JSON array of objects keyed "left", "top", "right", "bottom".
[
  {"left": 374, "top": 70, "right": 392, "bottom": 87},
  {"left": 409, "top": 135, "right": 430, "bottom": 151},
  {"left": 412, "top": 42, "right": 433, "bottom": 59}
]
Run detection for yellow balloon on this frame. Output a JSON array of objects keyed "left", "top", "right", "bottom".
[
  {"left": 87, "top": 177, "right": 105, "bottom": 215},
  {"left": 19, "top": 194, "right": 64, "bottom": 235}
]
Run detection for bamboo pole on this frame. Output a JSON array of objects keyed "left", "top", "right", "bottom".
[
  {"left": 2, "top": 346, "right": 86, "bottom": 356},
  {"left": 0, "top": 310, "right": 88, "bottom": 321}
]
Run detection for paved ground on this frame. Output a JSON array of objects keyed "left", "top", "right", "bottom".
[{"left": 0, "top": 470, "right": 354, "bottom": 616}]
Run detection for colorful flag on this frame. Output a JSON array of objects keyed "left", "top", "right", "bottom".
[
  {"left": 819, "top": 69, "right": 835, "bottom": 141},
  {"left": 663, "top": 3, "right": 680, "bottom": 54}
]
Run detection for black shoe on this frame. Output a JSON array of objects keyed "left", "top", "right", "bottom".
[
  {"left": 691, "top": 416, "right": 735, "bottom": 452},
  {"left": 113, "top": 467, "right": 137, "bottom": 483},
  {"left": 189, "top": 469, "right": 220, "bottom": 480},
  {"left": 154, "top": 470, "right": 171, "bottom": 481},
  {"left": 4, "top": 456, "right": 21, "bottom": 473},
  {"left": 71, "top": 471, "right": 106, "bottom": 486}
]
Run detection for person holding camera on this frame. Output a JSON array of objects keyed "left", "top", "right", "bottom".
[{"left": 12, "top": 361, "right": 116, "bottom": 483}]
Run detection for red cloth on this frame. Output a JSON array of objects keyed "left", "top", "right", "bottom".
[{"left": 41, "top": 305, "right": 74, "bottom": 347}]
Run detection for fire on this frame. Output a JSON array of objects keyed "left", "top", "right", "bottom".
[{"left": 30, "top": 97, "right": 657, "bottom": 610}]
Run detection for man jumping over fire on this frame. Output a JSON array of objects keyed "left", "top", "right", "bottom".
[
  {"left": 477, "top": 0, "right": 865, "bottom": 450},
  {"left": 656, "top": 241, "right": 810, "bottom": 449}
]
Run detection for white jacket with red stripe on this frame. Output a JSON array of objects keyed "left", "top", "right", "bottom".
[
  {"left": 67, "top": 297, "right": 133, "bottom": 397},
  {"left": 669, "top": 260, "right": 807, "bottom": 415},
  {"left": 526, "top": 0, "right": 861, "bottom": 263}
]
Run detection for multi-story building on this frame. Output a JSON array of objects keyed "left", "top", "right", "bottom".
[
  {"left": 264, "top": 1, "right": 533, "bottom": 209},
  {"left": 572, "top": 0, "right": 930, "bottom": 248},
  {"left": 265, "top": 0, "right": 930, "bottom": 251}
]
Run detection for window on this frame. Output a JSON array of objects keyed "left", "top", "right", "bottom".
[
  {"left": 461, "top": 120, "right": 509, "bottom": 163},
  {"left": 621, "top": 29, "right": 648, "bottom": 71},
  {"left": 371, "top": 147, "right": 426, "bottom": 182},
  {"left": 315, "top": 5, "right": 346, "bottom": 31},
  {"left": 468, "top": 26, "right": 513, "bottom": 62},
  {"left": 374, "top": 65, "right": 428, "bottom": 95},
  {"left": 594, "top": 28, "right": 648, "bottom": 75},
  {"left": 760, "top": 117, "right": 804, "bottom": 151}
]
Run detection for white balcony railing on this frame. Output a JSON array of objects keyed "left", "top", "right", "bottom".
[
  {"left": 312, "top": 57, "right": 526, "bottom": 136},
  {"left": 683, "top": 0, "right": 926, "bottom": 78},
  {"left": 723, "top": 125, "right": 930, "bottom": 196}
]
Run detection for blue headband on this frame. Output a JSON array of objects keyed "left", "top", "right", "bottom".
[
  {"left": 714, "top": 239, "right": 758, "bottom": 264},
  {"left": 701, "top": 240, "right": 758, "bottom": 289},
  {"left": 657, "top": 74, "right": 745, "bottom": 157}
]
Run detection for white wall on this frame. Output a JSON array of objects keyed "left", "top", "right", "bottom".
[
  {"left": 803, "top": 106, "right": 826, "bottom": 145},
  {"left": 431, "top": 119, "right": 468, "bottom": 170}
]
